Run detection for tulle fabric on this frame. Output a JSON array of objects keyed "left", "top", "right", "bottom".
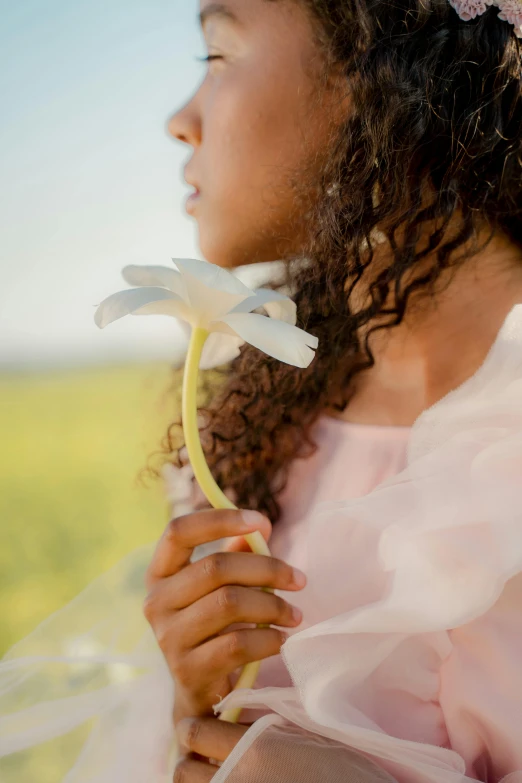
[
  {"left": 211, "top": 717, "right": 400, "bottom": 782},
  {"left": 0, "top": 542, "right": 178, "bottom": 781},
  {"left": 0, "top": 457, "right": 227, "bottom": 781},
  {"left": 1, "top": 304, "right": 522, "bottom": 782}
]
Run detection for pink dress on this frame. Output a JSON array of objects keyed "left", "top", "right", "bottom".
[
  {"left": 237, "top": 416, "right": 411, "bottom": 724},
  {"left": 213, "top": 303, "right": 522, "bottom": 783}
]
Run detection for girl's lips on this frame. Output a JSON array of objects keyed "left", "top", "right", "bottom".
[{"left": 185, "top": 189, "right": 200, "bottom": 214}]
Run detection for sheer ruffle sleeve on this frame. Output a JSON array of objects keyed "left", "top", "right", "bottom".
[
  {"left": 210, "top": 304, "right": 522, "bottom": 783},
  {"left": 210, "top": 716, "right": 401, "bottom": 782},
  {"left": 0, "top": 541, "right": 179, "bottom": 781}
]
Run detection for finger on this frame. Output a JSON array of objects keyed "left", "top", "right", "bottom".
[
  {"left": 173, "top": 755, "right": 216, "bottom": 782},
  {"left": 177, "top": 717, "right": 249, "bottom": 762},
  {"left": 145, "top": 509, "right": 271, "bottom": 587},
  {"left": 149, "top": 551, "right": 305, "bottom": 612},
  {"left": 174, "top": 585, "right": 302, "bottom": 649},
  {"left": 171, "top": 627, "right": 288, "bottom": 695}
]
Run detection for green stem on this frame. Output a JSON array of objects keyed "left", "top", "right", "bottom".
[{"left": 182, "top": 327, "right": 273, "bottom": 724}]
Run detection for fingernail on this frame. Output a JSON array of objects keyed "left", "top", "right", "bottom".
[
  {"left": 292, "top": 568, "right": 307, "bottom": 588},
  {"left": 291, "top": 605, "right": 303, "bottom": 623},
  {"left": 241, "top": 510, "right": 267, "bottom": 529}
]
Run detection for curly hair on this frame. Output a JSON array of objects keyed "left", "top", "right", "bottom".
[{"left": 144, "top": 0, "right": 522, "bottom": 524}]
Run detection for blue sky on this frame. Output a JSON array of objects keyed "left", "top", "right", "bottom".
[{"left": 0, "top": 0, "right": 213, "bottom": 366}]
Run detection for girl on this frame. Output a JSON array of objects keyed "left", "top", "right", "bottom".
[{"left": 2, "top": 0, "right": 522, "bottom": 780}]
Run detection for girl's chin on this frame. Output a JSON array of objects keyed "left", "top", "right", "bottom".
[
  {"left": 196, "top": 242, "right": 239, "bottom": 269},
  {"left": 197, "top": 223, "right": 285, "bottom": 269}
]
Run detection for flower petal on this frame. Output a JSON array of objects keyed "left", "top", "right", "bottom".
[
  {"left": 121, "top": 265, "right": 187, "bottom": 299},
  {"left": 212, "top": 312, "right": 318, "bottom": 368},
  {"left": 176, "top": 320, "right": 245, "bottom": 369},
  {"left": 172, "top": 258, "right": 255, "bottom": 326},
  {"left": 94, "top": 287, "right": 190, "bottom": 328},
  {"left": 199, "top": 332, "right": 245, "bottom": 370},
  {"left": 228, "top": 288, "right": 297, "bottom": 325}
]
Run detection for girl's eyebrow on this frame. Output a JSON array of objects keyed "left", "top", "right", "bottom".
[{"left": 198, "top": 3, "right": 241, "bottom": 30}]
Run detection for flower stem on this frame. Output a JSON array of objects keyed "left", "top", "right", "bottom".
[{"left": 182, "top": 327, "right": 274, "bottom": 724}]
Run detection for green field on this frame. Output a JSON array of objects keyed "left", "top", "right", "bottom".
[
  {"left": 0, "top": 360, "right": 180, "bottom": 657},
  {"left": 0, "top": 360, "right": 195, "bottom": 779}
]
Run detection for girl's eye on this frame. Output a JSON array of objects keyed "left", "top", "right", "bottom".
[{"left": 195, "top": 55, "right": 223, "bottom": 64}]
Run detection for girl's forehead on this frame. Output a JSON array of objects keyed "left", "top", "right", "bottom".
[{"left": 198, "top": 0, "right": 310, "bottom": 35}]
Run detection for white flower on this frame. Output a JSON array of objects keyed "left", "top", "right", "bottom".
[{"left": 94, "top": 257, "right": 318, "bottom": 369}]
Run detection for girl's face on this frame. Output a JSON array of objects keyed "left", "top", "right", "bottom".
[{"left": 167, "top": 0, "right": 346, "bottom": 268}]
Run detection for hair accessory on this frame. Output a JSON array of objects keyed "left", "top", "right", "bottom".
[{"left": 448, "top": 0, "right": 522, "bottom": 37}]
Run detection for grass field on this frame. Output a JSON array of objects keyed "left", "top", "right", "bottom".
[
  {"left": 0, "top": 360, "right": 195, "bottom": 780},
  {"left": 0, "top": 360, "right": 181, "bottom": 657}
]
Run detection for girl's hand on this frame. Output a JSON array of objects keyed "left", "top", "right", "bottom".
[
  {"left": 174, "top": 716, "right": 248, "bottom": 782},
  {"left": 142, "top": 508, "right": 307, "bottom": 728}
]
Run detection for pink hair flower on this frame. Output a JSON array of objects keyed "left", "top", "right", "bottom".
[
  {"left": 496, "top": 0, "right": 522, "bottom": 35},
  {"left": 448, "top": 0, "right": 491, "bottom": 20}
]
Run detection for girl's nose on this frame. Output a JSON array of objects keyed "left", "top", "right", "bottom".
[{"left": 165, "top": 100, "right": 201, "bottom": 147}]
